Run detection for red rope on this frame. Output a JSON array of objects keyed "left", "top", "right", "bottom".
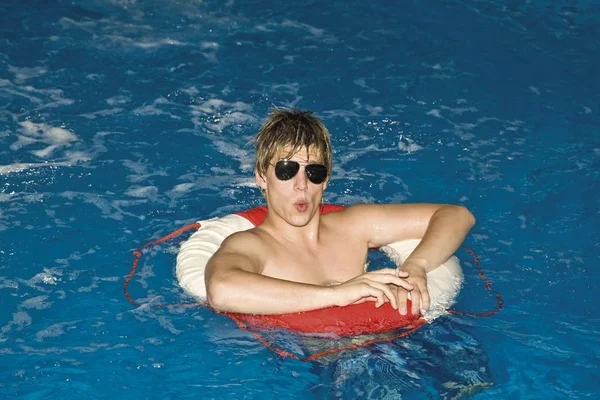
[
  {"left": 447, "top": 246, "right": 503, "bottom": 317},
  {"left": 124, "top": 224, "right": 503, "bottom": 361},
  {"left": 123, "top": 223, "right": 201, "bottom": 308}
]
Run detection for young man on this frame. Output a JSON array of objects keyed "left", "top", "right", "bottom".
[{"left": 205, "top": 108, "right": 475, "bottom": 316}]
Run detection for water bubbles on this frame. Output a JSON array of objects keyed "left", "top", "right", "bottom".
[{"left": 398, "top": 135, "right": 423, "bottom": 154}]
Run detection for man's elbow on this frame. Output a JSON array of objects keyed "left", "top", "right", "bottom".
[
  {"left": 205, "top": 278, "right": 231, "bottom": 312},
  {"left": 457, "top": 205, "right": 476, "bottom": 228}
]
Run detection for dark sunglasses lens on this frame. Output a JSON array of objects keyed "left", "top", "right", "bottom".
[
  {"left": 306, "top": 164, "right": 328, "bottom": 184},
  {"left": 275, "top": 161, "right": 300, "bottom": 180}
]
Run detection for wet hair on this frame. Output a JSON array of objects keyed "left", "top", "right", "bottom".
[{"left": 254, "top": 108, "right": 333, "bottom": 178}]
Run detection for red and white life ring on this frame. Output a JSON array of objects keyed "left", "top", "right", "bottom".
[{"left": 175, "top": 204, "right": 463, "bottom": 337}]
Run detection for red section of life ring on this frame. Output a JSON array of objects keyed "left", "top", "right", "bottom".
[{"left": 225, "top": 301, "right": 420, "bottom": 337}]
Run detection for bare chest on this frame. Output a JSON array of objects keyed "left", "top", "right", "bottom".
[{"left": 261, "top": 234, "right": 368, "bottom": 285}]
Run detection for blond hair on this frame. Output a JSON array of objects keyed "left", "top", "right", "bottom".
[{"left": 254, "top": 108, "right": 333, "bottom": 177}]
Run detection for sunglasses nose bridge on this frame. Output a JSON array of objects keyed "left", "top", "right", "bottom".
[{"left": 293, "top": 165, "right": 309, "bottom": 189}]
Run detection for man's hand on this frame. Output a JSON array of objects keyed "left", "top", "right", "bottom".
[
  {"left": 332, "top": 268, "right": 414, "bottom": 310},
  {"left": 395, "top": 263, "right": 429, "bottom": 315}
]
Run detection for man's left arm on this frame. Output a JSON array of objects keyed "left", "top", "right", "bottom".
[{"left": 344, "top": 203, "right": 476, "bottom": 315}]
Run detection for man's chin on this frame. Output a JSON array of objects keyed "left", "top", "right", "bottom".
[{"left": 287, "top": 206, "right": 315, "bottom": 226}]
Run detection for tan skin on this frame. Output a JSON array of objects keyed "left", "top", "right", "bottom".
[{"left": 205, "top": 147, "right": 475, "bottom": 315}]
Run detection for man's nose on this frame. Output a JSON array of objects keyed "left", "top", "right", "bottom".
[{"left": 294, "top": 167, "right": 308, "bottom": 191}]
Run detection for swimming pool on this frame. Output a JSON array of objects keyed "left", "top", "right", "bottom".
[{"left": 1, "top": 0, "right": 598, "bottom": 398}]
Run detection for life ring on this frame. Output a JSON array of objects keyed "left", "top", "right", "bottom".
[{"left": 175, "top": 204, "right": 464, "bottom": 337}]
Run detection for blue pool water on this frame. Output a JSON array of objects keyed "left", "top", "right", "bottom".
[{"left": 1, "top": 0, "right": 599, "bottom": 398}]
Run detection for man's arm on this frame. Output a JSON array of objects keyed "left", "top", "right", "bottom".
[
  {"left": 205, "top": 232, "right": 413, "bottom": 315},
  {"left": 342, "top": 203, "right": 475, "bottom": 314}
]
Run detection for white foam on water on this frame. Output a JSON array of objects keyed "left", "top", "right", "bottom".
[
  {"left": 58, "top": 17, "right": 98, "bottom": 32},
  {"left": 133, "top": 97, "right": 181, "bottom": 118},
  {"left": 77, "top": 278, "right": 99, "bottom": 293},
  {"left": 265, "top": 83, "right": 304, "bottom": 107},
  {"left": 212, "top": 139, "right": 255, "bottom": 172},
  {"left": 206, "top": 111, "right": 258, "bottom": 133},
  {"left": 35, "top": 321, "right": 77, "bottom": 342},
  {"left": 20, "top": 296, "right": 52, "bottom": 310},
  {"left": 256, "top": 19, "right": 338, "bottom": 45},
  {"left": 18, "top": 268, "right": 63, "bottom": 290},
  {"left": 322, "top": 109, "right": 362, "bottom": 122},
  {"left": 8, "top": 66, "right": 48, "bottom": 83},
  {"left": 129, "top": 37, "right": 186, "bottom": 49},
  {"left": 55, "top": 248, "right": 98, "bottom": 268},
  {"left": 125, "top": 185, "right": 159, "bottom": 201},
  {"left": 0, "top": 78, "right": 40, "bottom": 104},
  {"left": 0, "top": 156, "right": 89, "bottom": 175},
  {"left": 60, "top": 191, "right": 126, "bottom": 221},
  {"left": 12, "top": 121, "right": 78, "bottom": 156},
  {"left": 211, "top": 166, "right": 235, "bottom": 175},
  {"left": 427, "top": 109, "right": 443, "bottom": 118},
  {"left": 106, "top": 94, "right": 131, "bottom": 106},
  {"left": 0, "top": 311, "right": 32, "bottom": 342},
  {"left": 80, "top": 107, "right": 124, "bottom": 119},
  {"left": 354, "top": 78, "right": 379, "bottom": 93},
  {"left": 352, "top": 98, "right": 383, "bottom": 116},
  {"left": 2, "top": 77, "right": 75, "bottom": 111},
  {"left": 440, "top": 105, "right": 478, "bottom": 115},
  {"left": 157, "top": 315, "right": 182, "bottom": 335},
  {"left": 0, "top": 162, "right": 50, "bottom": 175},
  {"left": 169, "top": 182, "right": 196, "bottom": 194},
  {"left": 398, "top": 135, "right": 424, "bottom": 153},
  {"left": 329, "top": 192, "right": 376, "bottom": 205},
  {"left": 200, "top": 41, "right": 219, "bottom": 50},
  {"left": 122, "top": 159, "right": 168, "bottom": 183},
  {"left": 0, "top": 277, "right": 19, "bottom": 290},
  {"left": 189, "top": 98, "right": 257, "bottom": 132}
]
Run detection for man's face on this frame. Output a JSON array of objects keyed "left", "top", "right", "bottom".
[{"left": 256, "top": 146, "right": 329, "bottom": 227}]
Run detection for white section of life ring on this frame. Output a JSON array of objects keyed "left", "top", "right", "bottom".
[
  {"left": 176, "top": 213, "right": 463, "bottom": 321},
  {"left": 176, "top": 214, "right": 254, "bottom": 300}
]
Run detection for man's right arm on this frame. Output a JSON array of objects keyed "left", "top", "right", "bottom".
[{"left": 205, "top": 233, "right": 412, "bottom": 315}]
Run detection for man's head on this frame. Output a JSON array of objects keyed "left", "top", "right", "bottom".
[
  {"left": 253, "top": 108, "right": 333, "bottom": 225},
  {"left": 254, "top": 108, "right": 333, "bottom": 180}
]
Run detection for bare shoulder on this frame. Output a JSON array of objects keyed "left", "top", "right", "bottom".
[
  {"left": 329, "top": 202, "right": 452, "bottom": 221},
  {"left": 324, "top": 203, "right": 400, "bottom": 223},
  {"left": 321, "top": 204, "right": 377, "bottom": 234},
  {"left": 206, "top": 228, "right": 266, "bottom": 275}
]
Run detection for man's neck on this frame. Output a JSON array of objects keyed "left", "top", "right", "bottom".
[{"left": 261, "top": 210, "right": 322, "bottom": 248}]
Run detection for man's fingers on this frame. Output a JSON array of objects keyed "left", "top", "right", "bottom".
[
  {"left": 374, "top": 282, "right": 398, "bottom": 309},
  {"left": 396, "top": 287, "right": 408, "bottom": 315},
  {"left": 359, "top": 273, "right": 414, "bottom": 291},
  {"left": 410, "top": 288, "right": 421, "bottom": 315},
  {"left": 351, "top": 297, "right": 370, "bottom": 305},
  {"left": 377, "top": 288, "right": 388, "bottom": 308},
  {"left": 370, "top": 268, "right": 409, "bottom": 278},
  {"left": 419, "top": 284, "right": 430, "bottom": 311}
]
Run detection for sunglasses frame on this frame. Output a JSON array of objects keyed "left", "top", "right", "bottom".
[{"left": 272, "top": 160, "right": 328, "bottom": 185}]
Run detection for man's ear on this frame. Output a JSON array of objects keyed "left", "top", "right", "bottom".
[{"left": 255, "top": 169, "right": 267, "bottom": 191}]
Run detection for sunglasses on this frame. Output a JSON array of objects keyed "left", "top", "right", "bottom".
[{"left": 272, "top": 160, "right": 328, "bottom": 184}]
